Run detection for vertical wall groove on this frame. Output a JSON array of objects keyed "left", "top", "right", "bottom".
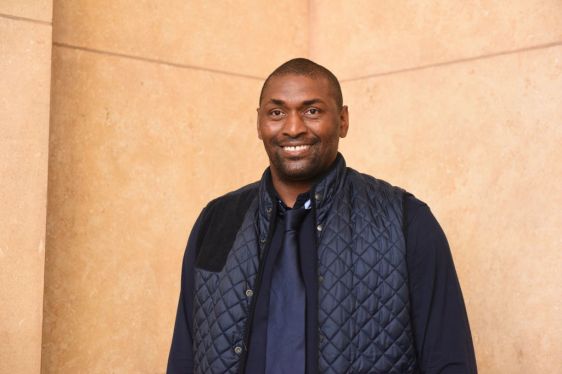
[{"left": 0, "top": 1, "right": 53, "bottom": 372}]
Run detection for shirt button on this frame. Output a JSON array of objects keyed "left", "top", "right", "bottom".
[
  {"left": 318, "top": 275, "right": 324, "bottom": 283},
  {"left": 245, "top": 289, "right": 254, "bottom": 297},
  {"left": 314, "top": 193, "right": 321, "bottom": 201},
  {"left": 316, "top": 224, "right": 323, "bottom": 232},
  {"left": 234, "top": 346, "right": 243, "bottom": 355},
  {"left": 260, "top": 237, "right": 266, "bottom": 244}
]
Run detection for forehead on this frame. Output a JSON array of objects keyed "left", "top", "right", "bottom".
[{"left": 261, "top": 74, "right": 334, "bottom": 105}]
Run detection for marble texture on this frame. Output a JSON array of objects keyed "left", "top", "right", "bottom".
[
  {"left": 340, "top": 45, "right": 562, "bottom": 374},
  {"left": 310, "top": 0, "right": 562, "bottom": 80},
  {"left": 42, "top": 46, "right": 268, "bottom": 373},
  {"left": 52, "top": 0, "right": 308, "bottom": 78},
  {"left": 0, "top": 16, "right": 52, "bottom": 374}
]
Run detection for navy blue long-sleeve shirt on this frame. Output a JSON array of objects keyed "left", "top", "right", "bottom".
[{"left": 167, "top": 193, "right": 477, "bottom": 373}]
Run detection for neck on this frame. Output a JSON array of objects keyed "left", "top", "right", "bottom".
[{"left": 270, "top": 174, "right": 311, "bottom": 208}]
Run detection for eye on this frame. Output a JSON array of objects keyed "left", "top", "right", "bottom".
[
  {"left": 304, "top": 107, "right": 321, "bottom": 116},
  {"left": 269, "top": 109, "right": 284, "bottom": 118}
]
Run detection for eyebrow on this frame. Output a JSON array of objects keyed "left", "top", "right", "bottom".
[
  {"left": 303, "top": 98, "right": 325, "bottom": 106},
  {"left": 266, "top": 98, "right": 326, "bottom": 106}
]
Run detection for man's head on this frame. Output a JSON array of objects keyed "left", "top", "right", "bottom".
[
  {"left": 259, "top": 58, "right": 343, "bottom": 110},
  {"left": 257, "top": 58, "right": 349, "bottom": 186}
]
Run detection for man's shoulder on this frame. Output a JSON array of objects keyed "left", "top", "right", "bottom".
[
  {"left": 193, "top": 181, "right": 260, "bottom": 272},
  {"left": 346, "top": 167, "right": 409, "bottom": 198},
  {"left": 344, "top": 168, "right": 434, "bottom": 232},
  {"left": 197, "top": 180, "right": 260, "bottom": 231},
  {"left": 204, "top": 181, "right": 260, "bottom": 212},
  {"left": 346, "top": 167, "right": 433, "bottom": 218}
]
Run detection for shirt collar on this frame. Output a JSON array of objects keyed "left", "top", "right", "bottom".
[
  {"left": 258, "top": 153, "right": 347, "bottom": 219},
  {"left": 276, "top": 192, "right": 312, "bottom": 213}
]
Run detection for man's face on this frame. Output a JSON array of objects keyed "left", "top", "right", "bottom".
[{"left": 257, "top": 74, "right": 349, "bottom": 184}]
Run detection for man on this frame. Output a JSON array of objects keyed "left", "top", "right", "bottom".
[{"left": 168, "top": 58, "right": 477, "bottom": 373}]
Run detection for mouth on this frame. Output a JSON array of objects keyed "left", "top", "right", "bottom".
[{"left": 282, "top": 144, "right": 311, "bottom": 152}]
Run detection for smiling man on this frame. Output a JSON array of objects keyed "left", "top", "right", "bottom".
[{"left": 167, "top": 58, "right": 477, "bottom": 374}]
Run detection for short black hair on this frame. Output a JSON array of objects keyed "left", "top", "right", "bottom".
[{"left": 259, "top": 58, "right": 343, "bottom": 109}]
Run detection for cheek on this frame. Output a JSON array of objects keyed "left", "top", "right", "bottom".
[
  {"left": 258, "top": 123, "right": 280, "bottom": 141},
  {"left": 257, "top": 127, "right": 270, "bottom": 142},
  {"left": 318, "top": 125, "right": 341, "bottom": 147},
  {"left": 260, "top": 131, "right": 278, "bottom": 151}
]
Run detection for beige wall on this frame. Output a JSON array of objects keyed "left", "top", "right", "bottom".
[
  {"left": 41, "top": 1, "right": 306, "bottom": 373},
  {"left": 311, "top": 1, "right": 562, "bottom": 373},
  {"left": 0, "top": 1, "right": 557, "bottom": 373},
  {"left": 0, "top": 1, "right": 53, "bottom": 374}
]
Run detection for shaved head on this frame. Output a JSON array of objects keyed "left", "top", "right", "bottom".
[{"left": 259, "top": 58, "right": 343, "bottom": 109}]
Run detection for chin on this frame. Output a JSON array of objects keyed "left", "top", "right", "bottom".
[{"left": 277, "top": 162, "right": 321, "bottom": 182}]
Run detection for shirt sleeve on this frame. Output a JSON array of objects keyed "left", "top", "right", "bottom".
[
  {"left": 404, "top": 195, "right": 478, "bottom": 374},
  {"left": 167, "top": 209, "right": 206, "bottom": 374}
]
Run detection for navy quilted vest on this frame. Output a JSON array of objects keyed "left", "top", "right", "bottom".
[{"left": 193, "top": 156, "right": 418, "bottom": 373}]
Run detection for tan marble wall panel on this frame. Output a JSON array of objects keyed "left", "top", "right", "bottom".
[
  {"left": 52, "top": 0, "right": 308, "bottom": 78},
  {"left": 310, "top": 0, "right": 562, "bottom": 80},
  {"left": 42, "top": 46, "right": 268, "bottom": 373},
  {"left": 0, "top": 16, "right": 52, "bottom": 374},
  {"left": 0, "top": 0, "right": 52, "bottom": 23},
  {"left": 339, "top": 45, "right": 562, "bottom": 373}
]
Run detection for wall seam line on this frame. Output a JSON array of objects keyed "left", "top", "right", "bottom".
[
  {"left": 52, "top": 42, "right": 266, "bottom": 81},
  {"left": 0, "top": 13, "right": 51, "bottom": 26},
  {"left": 307, "top": 0, "right": 312, "bottom": 59},
  {"left": 341, "top": 40, "right": 562, "bottom": 82}
]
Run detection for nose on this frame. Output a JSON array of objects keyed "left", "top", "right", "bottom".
[{"left": 282, "top": 111, "right": 307, "bottom": 138}]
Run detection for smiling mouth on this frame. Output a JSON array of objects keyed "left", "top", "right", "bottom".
[{"left": 282, "top": 144, "right": 311, "bottom": 152}]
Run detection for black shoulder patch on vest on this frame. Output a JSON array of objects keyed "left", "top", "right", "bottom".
[{"left": 195, "top": 183, "right": 258, "bottom": 272}]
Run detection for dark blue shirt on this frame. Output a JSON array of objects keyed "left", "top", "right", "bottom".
[{"left": 167, "top": 193, "right": 477, "bottom": 373}]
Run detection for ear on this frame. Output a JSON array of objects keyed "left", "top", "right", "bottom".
[
  {"left": 256, "top": 107, "right": 263, "bottom": 140},
  {"left": 339, "top": 105, "right": 349, "bottom": 138}
]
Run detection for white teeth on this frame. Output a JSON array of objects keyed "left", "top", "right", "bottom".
[{"left": 283, "top": 145, "right": 310, "bottom": 151}]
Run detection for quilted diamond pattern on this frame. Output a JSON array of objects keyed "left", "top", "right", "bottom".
[
  {"left": 192, "top": 156, "right": 417, "bottom": 374},
  {"left": 317, "top": 171, "right": 417, "bottom": 373},
  {"left": 193, "top": 199, "right": 260, "bottom": 374}
]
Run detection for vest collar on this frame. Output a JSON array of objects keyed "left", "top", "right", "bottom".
[
  {"left": 311, "top": 153, "right": 347, "bottom": 211},
  {"left": 258, "top": 153, "right": 348, "bottom": 223}
]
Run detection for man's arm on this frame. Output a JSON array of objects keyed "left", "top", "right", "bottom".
[
  {"left": 167, "top": 210, "right": 206, "bottom": 374},
  {"left": 405, "top": 195, "right": 477, "bottom": 373}
]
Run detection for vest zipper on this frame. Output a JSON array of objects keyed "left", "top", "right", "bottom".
[
  {"left": 309, "top": 192, "right": 321, "bottom": 372},
  {"left": 237, "top": 202, "right": 278, "bottom": 374}
]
